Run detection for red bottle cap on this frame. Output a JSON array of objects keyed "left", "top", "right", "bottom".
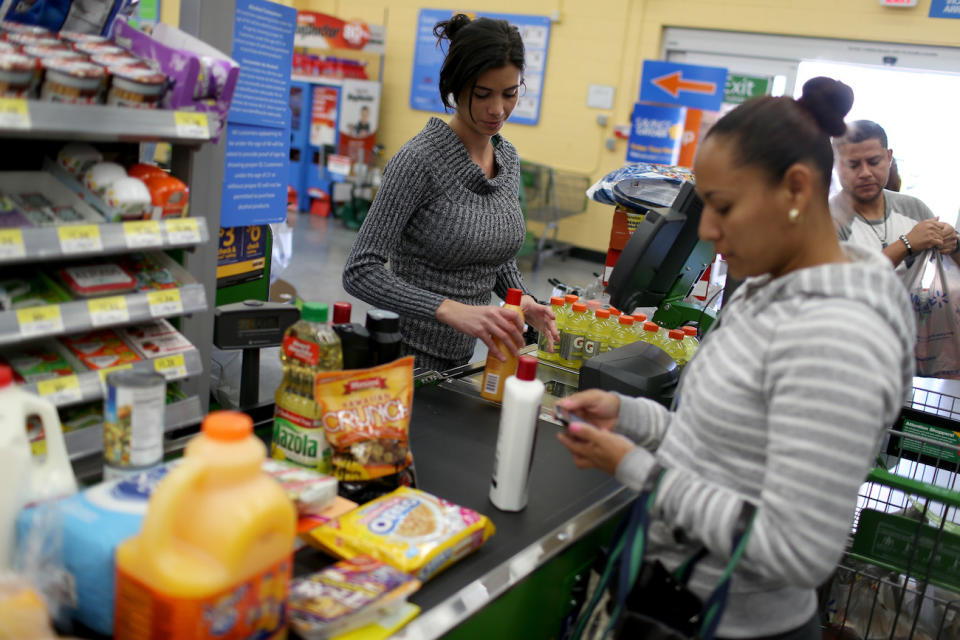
[
  {"left": 333, "top": 301, "right": 352, "bottom": 324},
  {"left": 0, "top": 364, "right": 11, "bottom": 387},
  {"left": 618, "top": 315, "right": 634, "bottom": 325},
  {"left": 572, "top": 302, "right": 587, "bottom": 313},
  {"left": 516, "top": 355, "right": 537, "bottom": 381},
  {"left": 644, "top": 322, "right": 660, "bottom": 332},
  {"left": 682, "top": 326, "right": 698, "bottom": 337},
  {"left": 633, "top": 314, "right": 647, "bottom": 323},
  {"left": 506, "top": 288, "right": 523, "bottom": 306},
  {"left": 669, "top": 329, "right": 684, "bottom": 340},
  {"left": 608, "top": 307, "right": 621, "bottom": 317}
]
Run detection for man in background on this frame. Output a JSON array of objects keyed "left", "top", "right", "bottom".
[{"left": 830, "top": 119, "right": 956, "bottom": 283}]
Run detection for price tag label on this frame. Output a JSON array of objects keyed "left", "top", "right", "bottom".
[
  {"left": 88, "top": 296, "right": 129, "bottom": 327},
  {"left": 0, "top": 98, "right": 30, "bottom": 129},
  {"left": 36, "top": 375, "right": 82, "bottom": 405},
  {"left": 147, "top": 290, "right": 183, "bottom": 317},
  {"left": 0, "top": 228, "right": 25, "bottom": 260},
  {"left": 165, "top": 218, "right": 201, "bottom": 245},
  {"left": 17, "top": 305, "right": 63, "bottom": 337},
  {"left": 154, "top": 354, "right": 187, "bottom": 380},
  {"left": 98, "top": 364, "right": 134, "bottom": 392},
  {"left": 174, "top": 111, "right": 209, "bottom": 139},
  {"left": 123, "top": 220, "right": 162, "bottom": 249},
  {"left": 58, "top": 224, "right": 102, "bottom": 254}
]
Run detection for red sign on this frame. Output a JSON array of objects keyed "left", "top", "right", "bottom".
[
  {"left": 310, "top": 85, "right": 339, "bottom": 147},
  {"left": 294, "top": 11, "right": 385, "bottom": 53}
]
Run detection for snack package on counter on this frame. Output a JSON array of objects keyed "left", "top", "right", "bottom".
[
  {"left": 262, "top": 458, "right": 338, "bottom": 517},
  {"left": 2, "top": 340, "right": 82, "bottom": 383},
  {"left": 118, "top": 319, "right": 192, "bottom": 358},
  {"left": 0, "top": 270, "right": 71, "bottom": 311},
  {"left": 60, "top": 329, "right": 142, "bottom": 370},
  {"left": 289, "top": 556, "right": 421, "bottom": 640},
  {"left": 306, "top": 487, "right": 496, "bottom": 582},
  {"left": 116, "top": 252, "right": 180, "bottom": 290},
  {"left": 313, "top": 357, "right": 415, "bottom": 484}
]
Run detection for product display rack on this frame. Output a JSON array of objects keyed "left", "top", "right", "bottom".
[{"left": 1, "top": 100, "right": 220, "bottom": 464}]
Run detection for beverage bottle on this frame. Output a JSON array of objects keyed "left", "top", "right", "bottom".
[
  {"left": 555, "top": 295, "right": 579, "bottom": 367},
  {"left": 481, "top": 288, "right": 525, "bottom": 402},
  {"left": 489, "top": 356, "right": 544, "bottom": 512},
  {"left": 632, "top": 313, "right": 647, "bottom": 324},
  {"left": 642, "top": 321, "right": 671, "bottom": 352},
  {"left": 560, "top": 302, "right": 590, "bottom": 368},
  {"left": 681, "top": 326, "right": 700, "bottom": 361},
  {"left": 608, "top": 315, "right": 636, "bottom": 351},
  {"left": 664, "top": 329, "right": 689, "bottom": 365},
  {"left": 115, "top": 411, "right": 296, "bottom": 639},
  {"left": 0, "top": 365, "right": 76, "bottom": 569},
  {"left": 273, "top": 301, "right": 342, "bottom": 472},
  {"left": 537, "top": 296, "right": 564, "bottom": 362},
  {"left": 366, "top": 309, "right": 402, "bottom": 365},
  {"left": 333, "top": 323, "right": 371, "bottom": 369},
  {"left": 584, "top": 308, "right": 612, "bottom": 359},
  {"left": 332, "top": 301, "right": 352, "bottom": 324}
]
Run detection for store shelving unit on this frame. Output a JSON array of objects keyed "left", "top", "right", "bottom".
[{"left": 1, "top": 99, "right": 220, "bottom": 463}]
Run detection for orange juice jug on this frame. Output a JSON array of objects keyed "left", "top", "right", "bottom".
[
  {"left": 481, "top": 287, "right": 525, "bottom": 403},
  {"left": 114, "top": 411, "right": 296, "bottom": 640}
]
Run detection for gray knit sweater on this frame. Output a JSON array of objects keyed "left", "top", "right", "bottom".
[
  {"left": 613, "top": 243, "right": 915, "bottom": 636},
  {"left": 342, "top": 117, "right": 530, "bottom": 367}
]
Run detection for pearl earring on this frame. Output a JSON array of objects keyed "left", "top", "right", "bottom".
[{"left": 788, "top": 208, "right": 801, "bottom": 223}]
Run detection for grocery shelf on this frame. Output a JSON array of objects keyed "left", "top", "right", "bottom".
[
  {"left": 0, "top": 100, "right": 217, "bottom": 144},
  {"left": 24, "top": 345, "right": 202, "bottom": 409},
  {"left": 64, "top": 395, "right": 205, "bottom": 462},
  {"left": 0, "top": 218, "right": 209, "bottom": 265}
]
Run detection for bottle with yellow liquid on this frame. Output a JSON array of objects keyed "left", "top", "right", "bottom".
[
  {"left": 537, "top": 296, "right": 565, "bottom": 363},
  {"left": 481, "top": 288, "right": 525, "bottom": 402},
  {"left": 641, "top": 321, "right": 670, "bottom": 352},
  {"left": 273, "top": 301, "right": 341, "bottom": 472},
  {"left": 681, "top": 326, "right": 700, "bottom": 361},
  {"left": 584, "top": 308, "right": 612, "bottom": 358},
  {"left": 560, "top": 302, "right": 591, "bottom": 368},
  {"left": 608, "top": 315, "right": 636, "bottom": 351},
  {"left": 114, "top": 411, "right": 296, "bottom": 640},
  {"left": 664, "top": 329, "right": 689, "bottom": 365}
]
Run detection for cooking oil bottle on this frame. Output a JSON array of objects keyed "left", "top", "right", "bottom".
[{"left": 272, "top": 301, "right": 342, "bottom": 472}]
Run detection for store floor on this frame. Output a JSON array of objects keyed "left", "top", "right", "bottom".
[{"left": 275, "top": 211, "right": 604, "bottom": 362}]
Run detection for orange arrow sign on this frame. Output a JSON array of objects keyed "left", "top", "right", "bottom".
[{"left": 652, "top": 71, "right": 717, "bottom": 98}]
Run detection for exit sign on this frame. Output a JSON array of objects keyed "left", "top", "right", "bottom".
[
  {"left": 724, "top": 74, "right": 771, "bottom": 104},
  {"left": 880, "top": 0, "right": 918, "bottom": 6}
]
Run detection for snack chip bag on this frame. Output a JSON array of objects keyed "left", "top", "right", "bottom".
[
  {"left": 289, "top": 555, "right": 420, "bottom": 639},
  {"left": 306, "top": 487, "right": 495, "bottom": 582},
  {"left": 314, "top": 357, "right": 414, "bottom": 482}
]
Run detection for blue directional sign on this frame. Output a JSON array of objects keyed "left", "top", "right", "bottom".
[
  {"left": 639, "top": 60, "right": 727, "bottom": 112},
  {"left": 930, "top": 0, "right": 960, "bottom": 18}
]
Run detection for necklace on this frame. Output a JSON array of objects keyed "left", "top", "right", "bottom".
[{"left": 856, "top": 212, "right": 888, "bottom": 249}]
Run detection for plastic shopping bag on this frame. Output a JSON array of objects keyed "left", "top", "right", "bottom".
[{"left": 909, "top": 251, "right": 960, "bottom": 379}]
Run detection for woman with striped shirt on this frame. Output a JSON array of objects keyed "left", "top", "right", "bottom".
[{"left": 557, "top": 77, "right": 915, "bottom": 639}]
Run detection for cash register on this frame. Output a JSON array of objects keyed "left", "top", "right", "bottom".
[{"left": 578, "top": 177, "right": 716, "bottom": 405}]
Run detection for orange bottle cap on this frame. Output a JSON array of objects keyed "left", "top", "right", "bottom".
[
  {"left": 644, "top": 322, "right": 659, "bottom": 332},
  {"left": 682, "top": 326, "right": 698, "bottom": 336},
  {"left": 595, "top": 309, "right": 610, "bottom": 319},
  {"left": 550, "top": 296, "right": 565, "bottom": 306},
  {"left": 633, "top": 314, "right": 647, "bottom": 323},
  {"left": 565, "top": 294, "right": 579, "bottom": 304},
  {"left": 619, "top": 315, "right": 634, "bottom": 325},
  {"left": 202, "top": 410, "right": 253, "bottom": 441},
  {"left": 608, "top": 307, "right": 621, "bottom": 316},
  {"left": 572, "top": 302, "right": 587, "bottom": 312},
  {"left": 669, "top": 329, "right": 684, "bottom": 340}
]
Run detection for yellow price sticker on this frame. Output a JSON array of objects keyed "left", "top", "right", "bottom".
[
  {"left": 147, "top": 289, "right": 183, "bottom": 317},
  {"left": 165, "top": 218, "right": 201, "bottom": 244},
  {"left": 0, "top": 228, "right": 25, "bottom": 260},
  {"left": 98, "top": 364, "right": 134, "bottom": 388},
  {"left": 0, "top": 98, "right": 30, "bottom": 129},
  {"left": 123, "top": 220, "right": 162, "bottom": 249},
  {"left": 58, "top": 224, "right": 102, "bottom": 254},
  {"left": 17, "top": 305, "right": 63, "bottom": 337},
  {"left": 88, "top": 296, "right": 129, "bottom": 327},
  {"left": 174, "top": 111, "right": 209, "bottom": 139},
  {"left": 154, "top": 354, "right": 187, "bottom": 379},
  {"left": 36, "top": 375, "right": 81, "bottom": 405}
]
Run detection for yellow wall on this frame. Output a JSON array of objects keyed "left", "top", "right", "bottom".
[{"left": 181, "top": 0, "right": 958, "bottom": 251}]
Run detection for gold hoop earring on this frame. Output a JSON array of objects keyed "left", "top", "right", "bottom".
[{"left": 788, "top": 208, "right": 801, "bottom": 224}]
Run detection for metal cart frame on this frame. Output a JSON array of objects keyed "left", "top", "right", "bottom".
[{"left": 520, "top": 160, "right": 590, "bottom": 271}]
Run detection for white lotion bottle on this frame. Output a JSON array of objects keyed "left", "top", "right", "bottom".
[{"left": 490, "top": 355, "right": 545, "bottom": 512}]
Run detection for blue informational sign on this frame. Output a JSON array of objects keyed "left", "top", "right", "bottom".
[
  {"left": 626, "top": 102, "right": 686, "bottom": 165},
  {"left": 930, "top": 0, "right": 960, "bottom": 18},
  {"left": 410, "top": 9, "right": 551, "bottom": 126},
  {"left": 639, "top": 60, "right": 727, "bottom": 112},
  {"left": 222, "top": 0, "right": 296, "bottom": 226},
  {"left": 220, "top": 123, "right": 290, "bottom": 227}
]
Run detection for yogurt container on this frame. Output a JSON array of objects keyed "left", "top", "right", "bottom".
[
  {"left": 40, "top": 59, "right": 105, "bottom": 104},
  {"left": 58, "top": 31, "right": 109, "bottom": 46},
  {"left": 106, "top": 66, "right": 166, "bottom": 109},
  {"left": 0, "top": 53, "right": 34, "bottom": 97},
  {"left": 74, "top": 42, "right": 126, "bottom": 57},
  {"left": 6, "top": 33, "right": 61, "bottom": 50}
]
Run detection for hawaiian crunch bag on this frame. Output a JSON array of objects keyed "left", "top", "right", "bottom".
[{"left": 315, "top": 356, "right": 415, "bottom": 482}]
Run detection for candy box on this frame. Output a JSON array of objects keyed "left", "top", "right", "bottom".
[{"left": 60, "top": 329, "right": 142, "bottom": 370}]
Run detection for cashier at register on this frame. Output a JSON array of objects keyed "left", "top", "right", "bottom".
[{"left": 557, "top": 78, "right": 914, "bottom": 640}]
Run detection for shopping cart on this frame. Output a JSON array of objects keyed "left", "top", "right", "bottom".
[
  {"left": 820, "top": 385, "right": 960, "bottom": 639},
  {"left": 519, "top": 160, "right": 591, "bottom": 271}
]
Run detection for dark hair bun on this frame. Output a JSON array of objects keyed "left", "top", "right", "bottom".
[
  {"left": 433, "top": 13, "right": 472, "bottom": 44},
  {"left": 797, "top": 77, "right": 853, "bottom": 137}
]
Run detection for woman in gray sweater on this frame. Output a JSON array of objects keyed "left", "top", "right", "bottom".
[
  {"left": 342, "top": 14, "right": 558, "bottom": 372},
  {"left": 557, "top": 78, "right": 915, "bottom": 638}
]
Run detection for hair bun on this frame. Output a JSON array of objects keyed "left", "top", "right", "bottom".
[
  {"left": 797, "top": 77, "right": 854, "bottom": 137},
  {"left": 433, "top": 13, "right": 472, "bottom": 44}
]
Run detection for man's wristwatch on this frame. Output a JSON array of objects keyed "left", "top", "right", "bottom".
[{"left": 900, "top": 234, "right": 914, "bottom": 256}]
